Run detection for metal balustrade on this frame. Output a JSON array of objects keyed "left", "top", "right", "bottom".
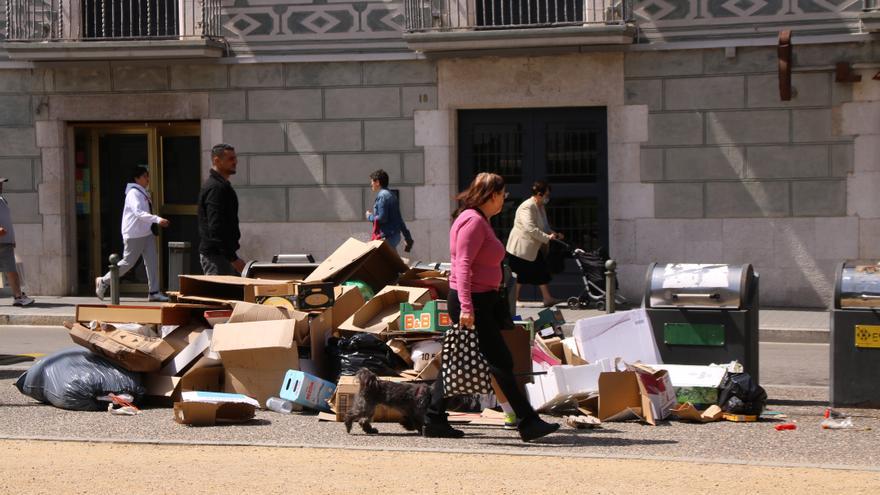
[
  {"left": 404, "top": 0, "right": 631, "bottom": 32},
  {"left": 5, "top": 0, "right": 221, "bottom": 41}
]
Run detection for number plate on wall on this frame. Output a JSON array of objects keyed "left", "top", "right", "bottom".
[{"left": 855, "top": 325, "right": 880, "bottom": 348}]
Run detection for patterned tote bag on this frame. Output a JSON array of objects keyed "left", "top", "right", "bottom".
[{"left": 442, "top": 325, "right": 493, "bottom": 397}]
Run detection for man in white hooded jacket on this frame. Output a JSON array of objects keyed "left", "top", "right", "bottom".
[{"left": 95, "top": 166, "right": 169, "bottom": 301}]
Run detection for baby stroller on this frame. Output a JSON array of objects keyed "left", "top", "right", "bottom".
[{"left": 554, "top": 242, "right": 627, "bottom": 311}]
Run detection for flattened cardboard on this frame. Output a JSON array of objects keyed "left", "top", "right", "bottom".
[
  {"left": 178, "top": 275, "right": 293, "bottom": 304},
  {"left": 159, "top": 323, "right": 216, "bottom": 376},
  {"left": 573, "top": 308, "right": 662, "bottom": 364},
  {"left": 69, "top": 323, "right": 176, "bottom": 372},
  {"left": 75, "top": 303, "right": 210, "bottom": 325},
  {"left": 173, "top": 401, "right": 255, "bottom": 426},
  {"left": 337, "top": 286, "right": 431, "bottom": 336},
  {"left": 671, "top": 403, "right": 723, "bottom": 423},
  {"left": 304, "top": 238, "right": 408, "bottom": 292},
  {"left": 229, "top": 301, "right": 290, "bottom": 323},
  {"left": 145, "top": 364, "right": 223, "bottom": 403},
  {"left": 501, "top": 325, "right": 532, "bottom": 394},
  {"left": 211, "top": 319, "right": 300, "bottom": 406}
]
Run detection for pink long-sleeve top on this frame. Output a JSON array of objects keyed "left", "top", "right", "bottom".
[{"left": 449, "top": 209, "right": 506, "bottom": 314}]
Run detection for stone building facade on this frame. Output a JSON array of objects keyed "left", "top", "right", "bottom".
[{"left": 0, "top": 0, "right": 877, "bottom": 307}]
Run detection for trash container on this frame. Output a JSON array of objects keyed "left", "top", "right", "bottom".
[
  {"left": 643, "top": 263, "right": 760, "bottom": 382},
  {"left": 241, "top": 254, "right": 318, "bottom": 280},
  {"left": 167, "top": 241, "right": 191, "bottom": 292},
  {"left": 830, "top": 261, "right": 880, "bottom": 407}
]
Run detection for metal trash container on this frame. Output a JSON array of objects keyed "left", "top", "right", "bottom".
[
  {"left": 167, "top": 241, "right": 191, "bottom": 292},
  {"left": 643, "top": 263, "right": 760, "bottom": 382},
  {"left": 241, "top": 254, "right": 318, "bottom": 280},
  {"left": 830, "top": 261, "right": 880, "bottom": 407}
]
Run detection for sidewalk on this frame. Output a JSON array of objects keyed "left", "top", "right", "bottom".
[{"left": 0, "top": 296, "right": 831, "bottom": 343}]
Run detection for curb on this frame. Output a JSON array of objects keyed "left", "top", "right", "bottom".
[{"left": 5, "top": 314, "right": 831, "bottom": 344}]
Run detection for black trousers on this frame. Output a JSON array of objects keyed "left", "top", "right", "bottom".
[{"left": 427, "top": 289, "right": 538, "bottom": 424}]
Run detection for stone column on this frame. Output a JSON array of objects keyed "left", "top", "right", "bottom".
[
  {"left": 414, "top": 109, "right": 456, "bottom": 261},
  {"left": 35, "top": 120, "right": 73, "bottom": 295}
]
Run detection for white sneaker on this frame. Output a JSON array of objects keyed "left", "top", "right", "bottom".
[
  {"left": 95, "top": 277, "right": 107, "bottom": 301},
  {"left": 148, "top": 292, "right": 169, "bottom": 302},
  {"left": 13, "top": 294, "right": 34, "bottom": 307}
]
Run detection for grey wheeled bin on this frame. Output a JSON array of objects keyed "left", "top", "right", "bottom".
[
  {"left": 241, "top": 254, "right": 318, "bottom": 280},
  {"left": 167, "top": 241, "right": 191, "bottom": 292},
  {"left": 830, "top": 261, "right": 880, "bottom": 408},
  {"left": 643, "top": 263, "right": 760, "bottom": 382}
]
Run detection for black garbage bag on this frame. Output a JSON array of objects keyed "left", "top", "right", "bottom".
[
  {"left": 14, "top": 347, "right": 145, "bottom": 411},
  {"left": 717, "top": 372, "right": 766, "bottom": 416},
  {"left": 328, "top": 333, "right": 407, "bottom": 379}
]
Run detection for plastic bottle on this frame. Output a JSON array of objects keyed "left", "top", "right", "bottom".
[{"left": 265, "top": 396, "right": 295, "bottom": 414}]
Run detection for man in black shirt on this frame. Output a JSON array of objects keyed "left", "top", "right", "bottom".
[{"left": 198, "top": 143, "right": 244, "bottom": 275}]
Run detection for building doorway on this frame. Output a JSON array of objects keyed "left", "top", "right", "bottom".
[
  {"left": 73, "top": 122, "right": 202, "bottom": 296},
  {"left": 458, "top": 107, "right": 608, "bottom": 302}
]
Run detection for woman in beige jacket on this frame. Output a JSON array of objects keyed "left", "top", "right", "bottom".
[{"left": 505, "top": 181, "right": 563, "bottom": 306}]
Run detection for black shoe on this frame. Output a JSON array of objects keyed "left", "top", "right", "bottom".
[
  {"left": 423, "top": 422, "right": 465, "bottom": 439},
  {"left": 518, "top": 416, "right": 560, "bottom": 442}
]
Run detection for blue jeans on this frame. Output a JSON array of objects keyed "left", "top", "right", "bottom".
[{"left": 384, "top": 232, "right": 402, "bottom": 249}]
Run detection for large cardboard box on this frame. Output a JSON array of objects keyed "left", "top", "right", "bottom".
[
  {"left": 324, "top": 285, "right": 365, "bottom": 329},
  {"left": 337, "top": 286, "right": 431, "bottom": 336},
  {"left": 648, "top": 363, "right": 727, "bottom": 406},
  {"left": 597, "top": 367, "right": 677, "bottom": 426},
  {"left": 75, "top": 303, "right": 210, "bottom": 325},
  {"left": 573, "top": 308, "right": 662, "bottom": 364},
  {"left": 331, "top": 375, "right": 410, "bottom": 422},
  {"left": 253, "top": 281, "right": 336, "bottom": 310},
  {"left": 69, "top": 323, "right": 176, "bottom": 372},
  {"left": 177, "top": 275, "right": 293, "bottom": 304},
  {"left": 305, "top": 238, "right": 408, "bottom": 293},
  {"left": 211, "top": 319, "right": 301, "bottom": 407},
  {"left": 159, "top": 323, "right": 217, "bottom": 376},
  {"left": 399, "top": 300, "right": 451, "bottom": 333},
  {"left": 397, "top": 268, "right": 450, "bottom": 299}
]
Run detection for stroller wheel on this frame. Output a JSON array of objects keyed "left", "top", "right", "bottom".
[
  {"left": 595, "top": 300, "right": 606, "bottom": 312},
  {"left": 567, "top": 297, "right": 581, "bottom": 310}
]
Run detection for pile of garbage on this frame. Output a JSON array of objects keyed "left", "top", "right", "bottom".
[{"left": 15, "top": 237, "right": 767, "bottom": 429}]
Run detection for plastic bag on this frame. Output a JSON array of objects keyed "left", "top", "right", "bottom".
[
  {"left": 14, "top": 347, "right": 145, "bottom": 411},
  {"left": 329, "top": 333, "right": 407, "bottom": 378},
  {"left": 716, "top": 371, "right": 766, "bottom": 416}
]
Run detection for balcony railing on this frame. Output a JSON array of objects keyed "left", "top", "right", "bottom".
[
  {"left": 404, "top": 0, "right": 631, "bottom": 32},
  {"left": 4, "top": 0, "right": 222, "bottom": 41}
]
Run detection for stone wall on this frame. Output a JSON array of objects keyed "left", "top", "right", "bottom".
[{"left": 623, "top": 42, "right": 877, "bottom": 307}]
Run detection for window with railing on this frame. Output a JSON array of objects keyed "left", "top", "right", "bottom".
[
  {"left": 405, "top": 0, "right": 630, "bottom": 31},
  {"left": 4, "top": 0, "right": 221, "bottom": 41}
]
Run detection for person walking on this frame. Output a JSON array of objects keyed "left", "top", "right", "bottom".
[
  {"left": 198, "top": 143, "right": 244, "bottom": 276},
  {"left": 423, "top": 172, "right": 559, "bottom": 442},
  {"left": 0, "top": 178, "right": 34, "bottom": 306},
  {"left": 505, "top": 181, "right": 563, "bottom": 307},
  {"left": 95, "top": 166, "right": 170, "bottom": 302},
  {"left": 365, "top": 169, "right": 413, "bottom": 253}
]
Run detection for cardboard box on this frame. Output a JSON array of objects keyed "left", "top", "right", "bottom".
[
  {"left": 173, "top": 391, "right": 258, "bottom": 426},
  {"left": 501, "top": 325, "right": 533, "bottom": 394},
  {"left": 324, "top": 285, "right": 365, "bottom": 329},
  {"left": 254, "top": 281, "right": 336, "bottom": 310},
  {"left": 145, "top": 363, "right": 223, "bottom": 403},
  {"left": 648, "top": 364, "right": 727, "bottom": 406},
  {"left": 331, "top": 375, "right": 411, "bottom": 422},
  {"left": 573, "top": 308, "right": 663, "bottom": 365},
  {"left": 69, "top": 323, "right": 176, "bottom": 372},
  {"left": 526, "top": 358, "right": 616, "bottom": 413},
  {"left": 337, "top": 286, "right": 431, "bottom": 336},
  {"left": 597, "top": 367, "right": 677, "bottom": 426},
  {"left": 305, "top": 238, "right": 408, "bottom": 293},
  {"left": 398, "top": 268, "right": 450, "bottom": 300},
  {"left": 279, "top": 370, "right": 336, "bottom": 412},
  {"left": 399, "top": 300, "right": 451, "bottom": 333},
  {"left": 75, "top": 303, "right": 209, "bottom": 325},
  {"left": 211, "top": 319, "right": 301, "bottom": 407},
  {"left": 178, "top": 275, "right": 294, "bottom": 304}
]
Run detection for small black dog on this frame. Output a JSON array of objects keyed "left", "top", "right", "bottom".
[{"left": 344, "top": 368, "right": 430, "bottom": 435}]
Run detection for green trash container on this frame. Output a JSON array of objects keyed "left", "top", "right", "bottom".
[{"left": 643, "top": 263, "right": 760, "bottom": 382}]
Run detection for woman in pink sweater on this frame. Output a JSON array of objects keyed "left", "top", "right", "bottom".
[{"left": 424, "top": 172, "right": 559, "bottom": 442}]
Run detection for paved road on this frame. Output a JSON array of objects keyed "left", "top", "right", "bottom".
[{"left": 0, "top": 325, "right": 830, "bottom": 386}]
